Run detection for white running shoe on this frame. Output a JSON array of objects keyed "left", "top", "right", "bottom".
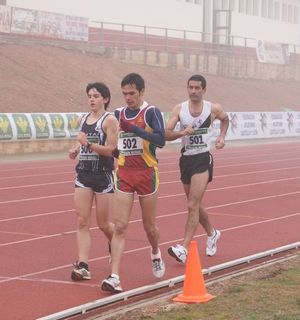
[
  {"left": 206, "top": 229, "right": 221, "bottom": 256},
  {"left": 168, "top": 244, "right": 188, "bottom": 263},
  {"left": 101, "top": 275, "right": 123, "bottom": 293},
  {"left": 152, "top": 258, "right": 165, "bottom": 278},
  {"left": 71, "top": 261, "right": 91, "bottom": 281}
]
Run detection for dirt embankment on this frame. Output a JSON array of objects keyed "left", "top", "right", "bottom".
[{"left": 1, "top": 42, "right": 300, "bottom": 114}]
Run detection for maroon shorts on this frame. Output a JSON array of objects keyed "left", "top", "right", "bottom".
[{"left": 114, "top": 166, "right": 159, "bottom": 196}]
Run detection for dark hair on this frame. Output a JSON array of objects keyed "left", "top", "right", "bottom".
[
  {"left": 187, "top": 74, "right": 207, "bottom": 89},
  {"left": 121, "top": 73, "right": 145, "bottom": 92},
  {"left": 86, "top": 82, "right": 111, "bottom": 109}
]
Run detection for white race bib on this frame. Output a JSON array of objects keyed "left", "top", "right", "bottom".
[
  {"left": 118, "top": 132, "right": 143, "bottom": 156},
  {"left": 79, "top": 137, "right": 99, "bottom": 160},
  {"left": 185, "top": 128, "right": 208, "bottom": 150}
]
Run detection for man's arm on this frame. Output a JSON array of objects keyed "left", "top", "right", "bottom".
[
  {"left": 134, "top": 107, "right": 165, "bottom": 148},
  {"left": 165, "top": 104, "right": 194, "bottom": 141},
  {"left": 212, "top": 103, "right": 229, "bottom": 149},
  {"left": 77, "top": 115, "right": 118, "bottom": 157}
]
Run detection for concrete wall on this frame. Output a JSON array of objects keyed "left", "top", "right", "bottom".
[
  {"left": 0, "top": 139, "right": 75, "bottom": 155},
  {"left": 113, "top": 47, "right": 300, "bottom": 81}
]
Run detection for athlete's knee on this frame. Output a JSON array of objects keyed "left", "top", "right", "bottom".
[
  {"left": 187, "top": 197, "right": 199, "bottom": 213},
  {"left": 98, "top": 222, "right": 110, "bottom": 233},
  {"left": 77, "top": 215, "right": 90, "bottom": 230},
  {"left": 114, "top": 220, "right": 128, "bottom": 236}
]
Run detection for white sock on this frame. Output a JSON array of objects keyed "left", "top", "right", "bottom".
[
  {"left": 111, "top": 273, "right": 119, "bottom": 280},
  {"left": 208, "top": 229, "right": 216, "bottom": 238},
  {"left": 151, "top": 248, "right": 161, "bottom": 260}
]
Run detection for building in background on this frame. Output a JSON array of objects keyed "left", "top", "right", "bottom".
[{"left": 6, "top": 0, "right": 300, "bottom": 46}]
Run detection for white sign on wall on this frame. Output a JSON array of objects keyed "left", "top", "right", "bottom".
[{"left": 256, "top": 40, "right": 290, "bottom": 65}]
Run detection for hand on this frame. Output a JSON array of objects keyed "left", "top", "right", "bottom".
[
  {"left": 69, "top": 148, "right": 79, "bottom": 160},
  {"left": 76, "top": 131, "right": 88, "bottom": 146},
  {"left": 215, "top": 136, "right": 226, "bottom": 149},
  {"left": 182, "top": 125, "right": 194, "bottom": 137},
  {"left": 120, "top": 118, "right": 136, "bottom": 133}
]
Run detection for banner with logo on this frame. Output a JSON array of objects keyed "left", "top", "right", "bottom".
[
  {"left": 0, "top": 5, "right": 11, "bottom": 33},
  {"left": 256, "top": 40, "right": 290, "bottom": 65},
  {"left": 38, "top": 11, "right": 65, "bottom": 39},
  {"left": 64, "top": 15, "right": 88, "bottom": 41},
  {"left": 1, "top": 112, "right": 300, "bottom": 142},
  {"left": 9, "top": 6, "right": 88, "bottom": 42},
  {"left": 11, "top": 7, "right": 39, "bottom": 35},
  {"left": 0, "top": 113, "right": 83, "bottom": 141}
]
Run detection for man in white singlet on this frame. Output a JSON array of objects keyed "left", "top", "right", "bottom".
[{"left": 165, "top": 74, "right": 229, "bottom": 263}]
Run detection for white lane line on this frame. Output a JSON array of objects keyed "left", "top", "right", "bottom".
[
  {"left": 1, "top": 192, "right": 299, "bottom": 248},
  {"left": 0, "top": 211, "right": 299, "bottom": 285},
  {"left": 1, "top": 165, "right": 300, "bottom": 191}
]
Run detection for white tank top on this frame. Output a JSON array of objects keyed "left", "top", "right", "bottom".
[{"left": 179, "top": 100, "right": 213, "bottom": 156}]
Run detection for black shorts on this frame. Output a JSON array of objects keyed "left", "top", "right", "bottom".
[
  {"left": 179, "top": 151, "right": 213, "bottom": 185},
  {"left": 75, "top": 171, "right": 114, "bottom": 194}
]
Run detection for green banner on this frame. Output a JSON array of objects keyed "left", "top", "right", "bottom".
[
  {"left": 50, "top": 114, "right": 66, "bottom": 138},
  {"left": 0, "top": 114, "right": 13, "bottom": 140},
  {"left": 12, "top": 113, "right": 32, "bottom": 139},
  {"left": 66, "top": 113, "right": 80, "bottom": 138},
  {"left": 31, "top": 114, "right": 50, "bottom": 139}
]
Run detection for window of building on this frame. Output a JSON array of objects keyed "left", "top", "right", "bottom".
[
  {"left": 261, "top": 0, "right": 267, "bottom": 17},
  {"left": 282, "top": 3, "right": 287, "bottom": 21},
  {"left": 268, "top": 0, "right": 274, "bottom": 19},
  {"left": 274, "top": 1, "right": 280, "bottom": 20},
  {"left": 222, "top": 0, "right": 229, "bottom": 9},
  {"left": 239, "top": 0, "right": 246, "bottom": 13},
  {"left": 253, "top": 0, "right": 259, "bottom": 15},
  {"left": 214, "top": 0, "right": 222, "bottom": 9},
  {"left": 294, "top": 6, "right": 299, "bottom": 23},
  {"left": 246, "top": 0, "right": 253, "bottom": 14},
  {"left": 229, "top": 0, "right": 236, "bottom": 11},
  {"left": 288, "top": 5, "right": 293, "bottom": 23}
]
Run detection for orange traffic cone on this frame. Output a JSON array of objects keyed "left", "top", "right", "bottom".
[{"left": 173, "top": 240, "right": 215, "bottom": 303}]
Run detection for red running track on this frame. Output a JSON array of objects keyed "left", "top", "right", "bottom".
[{"left": 0, "top": 141, "right": 300, "bottom": 319}]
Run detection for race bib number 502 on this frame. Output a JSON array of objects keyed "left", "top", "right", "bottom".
[{"left": 118, "top": 132, "right": 143, "bottom": 156}]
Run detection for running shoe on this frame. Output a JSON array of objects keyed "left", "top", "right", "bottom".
[
  {"left": 168, "top": 244, "right": 188, "bottom": 263},
  {"left": 152, "top": 258, "right": 165, "bottom": 278},
  {"left": 206, "top": 229, "right": 221, "bottom": 256},
  {"left": 101, "top": 275, "right": 123, "bottom": 293},
  {"left": 71, "top": 261, "right": 91, "bottom": 281}
]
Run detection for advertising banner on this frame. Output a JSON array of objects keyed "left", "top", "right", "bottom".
[
  {"left": 38, "top": 11, "right": 65, "bottom": 39},
  {"left": 0, "top": 5, "right": 11, "bottom": 33},
  {"left": 64, "top": 15, "right": 88, "bottom": 41},
  {"left": 256, "top": 40, "right": 290, "bottom": 65},
  {"left": 65, "top": 113, "right": 82, "bottom": 138},
  {"left": 0, "top": 113, "right": 14, "bottom": 140},
  {"left": 12, "top": 113, "right": 32, "bottom": 139},
  {"left": 11, "top": 7, "right": 39, "bottom": 35},
  {"left": 49, "top": 113, "right": 68, "bottom": 138},
  {"left": 1, "top": 112, "right": 300, "bottom": 142}
]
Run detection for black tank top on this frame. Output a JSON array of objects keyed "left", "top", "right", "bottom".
[{"left": 76, "top": 112, "right": 114, "bottom": 174}]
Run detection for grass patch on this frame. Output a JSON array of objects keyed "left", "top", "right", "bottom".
[{"left": 113, "top": 254, "right": 300, "bottom": 320}]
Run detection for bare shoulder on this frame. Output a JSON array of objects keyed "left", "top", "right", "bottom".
[
  {"left": 211, "top": 102, "right": 228, "bottom": 120},
  {"left": 103, "top": 113, "right": 118, "bottom": 127},
  {"left": 171, "top": 103, "right": 182, "bottom": 115}
]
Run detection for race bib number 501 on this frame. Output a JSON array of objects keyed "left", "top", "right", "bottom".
[
  {"left": 186, "top": 128, "right": 208, "bottom": 150},
  {"left": 118, "top": 132, "right": 143, "bottom": 155}
]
